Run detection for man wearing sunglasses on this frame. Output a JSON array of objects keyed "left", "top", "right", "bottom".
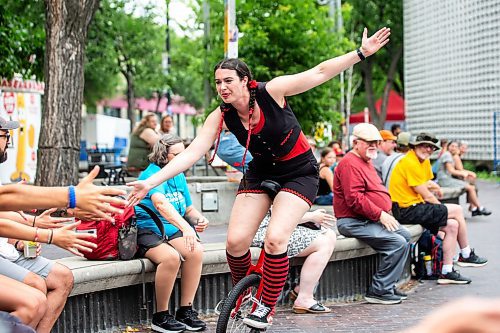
[{"left": 389, "top": 133, "right": 487, "bottom": 285}]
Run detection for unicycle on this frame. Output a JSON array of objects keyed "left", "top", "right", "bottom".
[{"left": 216, "top": 249, "right": 267, "bottom": 333}]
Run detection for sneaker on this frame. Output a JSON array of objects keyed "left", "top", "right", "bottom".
[
  {"left": 479, "top": 207, "right": 492, "bottom": 216},
  {"left": 242, "top": 303, "right": 274, "bottom": 329},
  {"left": 175, "top": 308, "right": 206, "bottom": 331},
  {"left": 471, "top": 207, "right": 492, "bottom": 216},
  {"left": 393, "top": 289, "right": 408, "bottom": 300},
  {"left": 151, "top": 312, "right": 186, "bottom": 333},
  {"left": 457, "top": 249, "right": 488, "bottom": 267},
  {"left": 437, "top": 269, "right": 472, "bottom": 285},
  {"left": 471, "top": 208, "right": 481, "bottom": 216},
  {"left": 364, "top": 291, "right": 402, "bottom": 305}
]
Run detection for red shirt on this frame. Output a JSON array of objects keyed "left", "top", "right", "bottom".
[{"left": 333, "top": 152, "right": 392, "bottom": 221}]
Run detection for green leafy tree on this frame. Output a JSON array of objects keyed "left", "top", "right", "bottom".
[
  {"left": 0, "top": 0, "right": 45, "bottom": 80},
  {"left": 345, "top": 0, "right": 403, "bottom": 129},
  {"left": 187, "top": 0, "right": 352, "bottom": 134},
  {"left": 167, "top": 33, "right": 205, "bottom": 110},
  {"left": 85, "top": 0, "right": 167, "bottom": 129}
]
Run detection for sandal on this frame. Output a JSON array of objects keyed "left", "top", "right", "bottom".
[
  {"left": 288, "top": 289, "right": 298, "bottom": 302},
  {"left": 292, "top": 302, "right": 331, "bottom": 314}
]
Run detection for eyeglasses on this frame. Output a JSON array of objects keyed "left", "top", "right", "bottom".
[
  {"left": 415, "top": 134, "right": 438, "bottom": 144},
  {"left": 0, "top": 134, "right": 10, "bottom": 142},
  {"left": 358, "top": 139, "right": 380, "bottom": 146}
]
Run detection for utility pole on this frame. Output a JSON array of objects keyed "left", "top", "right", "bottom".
[
  {"left": 203, "top": 0, "right": 211, "bottom": 114},
  {"left": 318, "top": 0, "right": 346, "bottom": 148},
  {"left": 224, "top": 0, "right": 238, "bottom": 59}
]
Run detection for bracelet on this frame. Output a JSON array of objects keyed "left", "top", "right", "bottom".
[
  {"left": 32, "top": 215, "right": 36, "bottom": 227},
  {"left": 14, "top": 240, "right": 20, "bottom": 250},
  {"left": 47, "top": 229, "right": 54, "bottom": 245},
  {"left": 356, "top": 48, "right": 366, "bottom": 61},
  {"left": 34, "top": 227, "right": 40, "bottom": 242},
  {"left": 68, "top": 185, "right": 76, "bottom": 209}
]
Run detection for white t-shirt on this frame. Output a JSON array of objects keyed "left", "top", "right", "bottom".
[
  {"left": 0, "top": 181, "right": 21, "bottom": 261},
  {"left": 0, "top": 237, "right": 20, "bottom": 261}
]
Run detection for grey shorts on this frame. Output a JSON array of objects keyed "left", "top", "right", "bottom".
[{"left": 0, "top": 255, "right": 53, "bottom": 282}]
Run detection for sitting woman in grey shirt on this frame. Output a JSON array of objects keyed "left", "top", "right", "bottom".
[{"left": 436, "top": 141, "right": 491, "bottom": 216}]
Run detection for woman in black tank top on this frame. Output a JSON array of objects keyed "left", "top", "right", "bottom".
[
  {"left": 128, "top": 27, "right": 391, "bottom": 329},
  {"left": 315, "top": 148, "right": 335, "bottom": 205}
]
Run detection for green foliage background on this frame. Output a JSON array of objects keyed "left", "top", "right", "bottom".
[
  {"left": 184, "top": 0, "right": 354, "bottom": 134},
  {"left": 0, "top": 0, "right": 45, "bottom": 80},
  {"left": 0, "top": 0, "right": 403, "bottom": 134}
]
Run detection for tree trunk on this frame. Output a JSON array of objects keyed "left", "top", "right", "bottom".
[
  {"left": 360, "top": 59, "right": 379, "bottom": 125},
  {"left": 36, "top": 0, "right": 100, "bottom": 186},
  {"left": 379, "top": 46, "right": 403, "bottom": 129},
  {"left": 361, "top": 46, "right": 403, "bottom": 129}
]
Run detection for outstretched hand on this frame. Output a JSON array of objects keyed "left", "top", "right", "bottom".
[
  {"left": 75, "top": 166, "right": 127, "bottom": 222},
  {"left": 36, "top": 208, "right": 73, "bottom": 229},
  {"left": 361, "top": 27, "right": 391, "bottom": 57},
  {"left": 126, "top": 180, "right": 151, "bottom": 207},
  {"left": 52, "top": 221, "right": 97, "bottom": 257}
]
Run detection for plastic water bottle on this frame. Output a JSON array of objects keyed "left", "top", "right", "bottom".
[
  {"left": 423, "top": 255, "right": 432, "bottom": 276},
  {"left": 24, "top": 241, "right": 38, "bottom": 258}
]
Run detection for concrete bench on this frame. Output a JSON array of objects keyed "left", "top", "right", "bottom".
[
  {"left": 440, "top": 186, "right": 466, "bottom": 204},
  {"left": 53, "top": 224, "right": 423, "bottom": 333}
]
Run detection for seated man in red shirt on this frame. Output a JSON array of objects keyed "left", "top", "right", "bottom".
[{"left": 334, "top": 123, "right": 410, "bottom": 305}]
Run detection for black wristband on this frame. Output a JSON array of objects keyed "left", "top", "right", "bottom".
[
  {"left": 32, "top": 215, "right": 36, "bottom": 227},
  {"left": 14, "top": 240, "right": 20, "bottom": 251},
  {"left": 356, "top": 48, "right": 366, "bottom": 61}
]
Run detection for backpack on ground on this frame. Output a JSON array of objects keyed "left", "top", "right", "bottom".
[
  {"left": 76, "top": 203, "right": 164, "bottom": 260},
  {"left": 411, "top": 229, "right": 443, "bottom": 280}
]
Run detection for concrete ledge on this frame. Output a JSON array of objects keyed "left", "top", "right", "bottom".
[
  {"left": 58, "top": 224, "right": 423, "bottom": 297},
  {"left": 440, "top": 186, "right": 466, "bottom": 204},
  {"left": 54, "top": 225, "right": 423, "bottom": 333},
  {"left": 441, "top": 186, "right": 465, "bottom": 199}
]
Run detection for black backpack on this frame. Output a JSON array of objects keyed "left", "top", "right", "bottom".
[{"left": 411, "top": 230, "right": 443, "bottom": 280}]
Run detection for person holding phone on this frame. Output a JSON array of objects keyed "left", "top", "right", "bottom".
[{"left": 134, "top": 134, "right": 208, "bottom": 333}]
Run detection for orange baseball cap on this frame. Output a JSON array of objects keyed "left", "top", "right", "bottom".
[{"left": 380, "top": 130, "right": 397, "bottom": 141}]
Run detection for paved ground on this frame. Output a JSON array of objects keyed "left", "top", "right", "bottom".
[{"left": 46, "top": 180, "right": 500, "bottom": 332}]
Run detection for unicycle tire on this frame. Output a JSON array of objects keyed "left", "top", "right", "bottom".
[{"left": 216, "top": 273, "right": 262, "bottom": 333}]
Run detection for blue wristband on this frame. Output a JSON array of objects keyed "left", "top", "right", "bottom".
[{"left": 68, "top": 185, "right": 76, "bottom": 209}]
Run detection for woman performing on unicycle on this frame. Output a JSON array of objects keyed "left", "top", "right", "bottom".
[{"left": 128, "top": 27, "right": 390, "bottom": 330}]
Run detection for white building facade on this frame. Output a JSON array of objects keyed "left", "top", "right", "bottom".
[{"left": 404, "top": 0, "right": 500, "bottom": 165}]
